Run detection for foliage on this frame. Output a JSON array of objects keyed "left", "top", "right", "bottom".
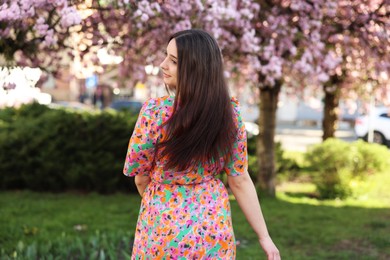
[
  {"left": 1, "top": 232, "right": 132, "bottom": 260},
  {"left": 274, "top": 142, "right": 301, "bottom": 179},
  {"left": 247, "top": 137, "right": 300, "bottom": 182},
  {"left": 353, "top": 140, "right": 390, "bottom": 175},
  {"left": 305, "top": 138, "right": 390, "bottom": 199},
  {"left": 1, "top": 191, "right": 389, "bottom": 259},
  {"left": 0, "top": 103, "right": 138, "bottom": 193}
]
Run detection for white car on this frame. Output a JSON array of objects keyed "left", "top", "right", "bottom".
[{"left": 354, "top": 107, "right": 390, "bottom": 147}]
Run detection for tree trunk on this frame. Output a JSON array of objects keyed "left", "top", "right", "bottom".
[
  {"left": 322, "top": 76, "right": 341, "bottom": 141},
  {"left": 256, "top": 82, "right": 281, "bottom": 197}
]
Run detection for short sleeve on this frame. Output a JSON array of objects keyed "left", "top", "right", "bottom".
[
  {"left": 224, "top": 97, "right": 248, "bottom": 177},
  {"left": 123, "top": 98, "right": 158, "bottom": 177}
]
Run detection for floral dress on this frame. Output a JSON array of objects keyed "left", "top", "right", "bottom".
[{"left": 123, "top": 96, "right": 248, "bottom": 259}]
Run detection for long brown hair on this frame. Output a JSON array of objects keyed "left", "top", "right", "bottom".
[{"left": 159, "top": 29, "right": 236, "bottom": 171}]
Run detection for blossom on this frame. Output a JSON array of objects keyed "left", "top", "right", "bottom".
[
  {"left": 33, "top": 17, "right": 49, "bottom": 35},
  {"left": 60, "top": 6, "right": 81, "bottom": 27}
]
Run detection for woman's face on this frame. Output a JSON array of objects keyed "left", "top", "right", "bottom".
[{"left": 160, "top": 39, "right": 178, "bottom": 89}]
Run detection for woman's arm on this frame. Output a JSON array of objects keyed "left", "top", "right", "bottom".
[
  {"left": 134, "top": 175, "right": 151, "bottom": 197},
  {"left": 228, "top": 170, "right": 280, "bottom": 260}
]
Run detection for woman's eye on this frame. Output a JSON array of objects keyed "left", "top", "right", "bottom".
[{"left": 171, "top": 60, "right": 177, "bottom": 65}]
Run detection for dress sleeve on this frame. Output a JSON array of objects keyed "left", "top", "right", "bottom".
[
  {"left": 224, "top": 97, "right": 248, "bottom": 177},
  {"left": 123, "top": 98, "right": 158, "bottom": 177}
]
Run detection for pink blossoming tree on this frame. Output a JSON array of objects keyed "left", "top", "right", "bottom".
[
  {"left": 317, "top": 0, "right": 389, "bottom": 140},
  {"left": 287, "top": 0, "right": 389, "bottom": 140},
  {"left": 2, "top": 0, "right": 388, "bottom": 197},
  {"left": 0, "top": 0, "right": 82, "bottom": 70}
]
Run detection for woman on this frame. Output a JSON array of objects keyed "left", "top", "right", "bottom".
[{"left": 123, "top": 29, "right": 280, "bottom": 260}]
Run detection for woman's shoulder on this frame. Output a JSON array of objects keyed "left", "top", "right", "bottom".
[
  {"left": 142, "top": 96, "right": 174, "bottom": 109},
  {"left": 140, "top": 96, "right": 175, "bottom": 120},
  {"left": 230, "top": 96, "right": 242, "bottom": 113}
]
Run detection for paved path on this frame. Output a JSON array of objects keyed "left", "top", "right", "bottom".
[{"left": 275, "top": 122, "right": 357, "bottom": 152}]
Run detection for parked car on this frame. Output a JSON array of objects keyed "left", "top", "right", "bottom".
[
  {"left": 108, "top": 99, "right": 143, "bottom": 113},
  {"left": 354, "top": 107, "right": 390, "bottom": 147}
]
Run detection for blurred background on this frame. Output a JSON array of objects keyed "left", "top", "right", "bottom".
[{"left": 0, "top": 1, "right": 389, "bottom": 259}]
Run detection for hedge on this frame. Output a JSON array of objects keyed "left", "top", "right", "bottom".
[{"left": 0, "top": 103, "right": 138, "bottom": 193}]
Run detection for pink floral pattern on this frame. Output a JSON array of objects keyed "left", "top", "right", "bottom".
[{"left": 123, "top": 96, "right": 247, "bottom": 259}]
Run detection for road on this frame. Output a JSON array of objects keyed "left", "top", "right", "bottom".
[{"left": 275, "top": 122, "right": 357, "bottom": 152}]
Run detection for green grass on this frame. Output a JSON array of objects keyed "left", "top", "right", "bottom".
[
  {"left": 1, "top": 172, "right": 389, "bottom": 259},
  {"left": 0, "top": 192, "right": 140, "bottom": 259},
  {"left": 233, "top": 198, "right": 390, "bottom": 259}
]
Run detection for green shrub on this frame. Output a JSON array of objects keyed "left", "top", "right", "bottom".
[
  {"left": 0, "top": 103, "right": 138, "bottom": 193},
  {"left": 274, "top": 142, "right": 301, "bottom": 180},
  {"left": 247, "top": 136, "right": 257, "bottom": 156},
  {"left": 305, "top": 138, "right": 390, "bottom": 199},
  {"left": 248, "top": 154, "right": 258, "bottom": 181},
  {"left": 247, "top": 137, "right": 300, "bottom": 182},
  {"left": 353, "top": 140, "right": 390, "bottom": 176}
]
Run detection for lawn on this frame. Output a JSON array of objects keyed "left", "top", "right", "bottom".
[{"left": 1, "top": 172, "right": 389, "bottom": 259}]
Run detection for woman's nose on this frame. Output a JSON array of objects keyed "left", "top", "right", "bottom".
[{"left": 160, "top": 59, "right": 167, "bottom": 70}]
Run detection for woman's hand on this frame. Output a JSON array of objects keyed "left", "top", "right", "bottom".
[
  {"left": 259, "top": 236, "right": 280, "bottom": 260},
  {"left": 228, "top": 172, "right": 280, "bottom": 259}
]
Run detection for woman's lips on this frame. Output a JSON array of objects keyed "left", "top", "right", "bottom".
[{"left": 163, "top": 73, "right": 171, "bottom": 78}]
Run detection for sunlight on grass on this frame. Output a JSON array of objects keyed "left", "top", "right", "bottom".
[
  {"left": 283, "top": 151, "right": 306, "bottom": 167},
  {"left": 277, "top": 171, "right": 390, "bottom": 209},
  {"left": 277, "top": 192, "right": 390, "bottom": 209}
]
